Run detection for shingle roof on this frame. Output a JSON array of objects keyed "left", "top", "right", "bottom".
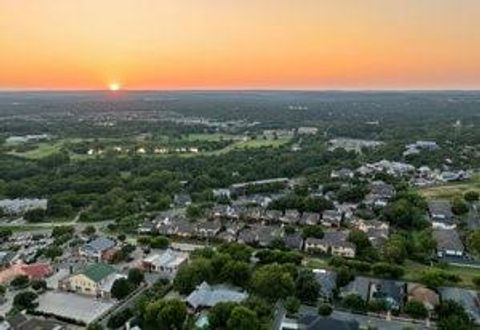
[
  {"left": 433, "top": 229, "right": 464, "bottom": 252},
  {"left": 79, "top": 263, "right": 116, "bottom": 283},
  {"left": 83, "top": 237, "right": 115, "bottom": 254}
]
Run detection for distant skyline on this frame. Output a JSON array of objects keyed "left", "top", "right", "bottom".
[{"left": 1, "top": 0, "right": 480, "bottom": 90}]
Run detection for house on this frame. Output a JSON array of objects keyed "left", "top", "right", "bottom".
[
  {"left": 341, "top": 276, "right": 405, "bottom": 310},
  {"left": 196, "top": 220, "right": 222, "bottom": 238},
  {"left": 299, "top": 212, "right": 320, "bottom": 225},
  {"left": 0, "top": 262, "right": 53, "bottom": 284},
  {"left": 212, "top": 188, "right": 231, "bottom": 199},
  {"left": 280, "top": 209, "right": 300, "bottom": 224},
  {"left": 428, "top": 200, "right": 455, "bottom": 229},
  {"left": 353, "top": 219, "right": 390, "bottom": 247},
  {"left": 186, "top": 281, "right": 247, "bottom": 310},
  {"left": 313, "top": 269, "right": 337, "bottom": 301},
  {"left": 369, "top": 279, "right": 405, "bottom": 310},
  {"left": 237, "top": 225, "right": 283, "bottom": 247},
  {"left": 59, "top": 263, "right": 125, "bottom": 299},
  {"left": 264, "top": 210, "right": 282, "bottom": 223},
  {"left": 433, "top": 229, "right": 464, "bottom": 258},
  {"left": 0, "top": 251, "right": 15, "bottom": 267},
  {"left": 439, "top": 287, "right": 480, "bottom": 324},
  {"left": 243, "top": 207, "right": 263, "bottom": 221},
  {"left": 305, "top": 231, "right": 356, "bottom": 258},
  {"left": 364, "top": 181, "right": 395, "bottom": 207},
  {"left": 407, "top": 283, "right": 439, "bottom": 311},
  {"left": 137, "top": 221, "right": 157, "bottom": 234},
  {"left": 297, "top": 127, "right": 318, "bottom": 135},
  {"left": 331, "top": 168, "right": 354, "bottom": 180},
  {"left": 284, "top": 233, "right": 303, "bottom": 250},
  {"left": 274, "top": 305, "right": 359, "bottom": 330},
  {"left": 321, "top": 210, "right": 342, "bottom": 227},
  {"left": 142, "top": 249, "right": 188, "bottom": 278},
  {"left": 217, "top": 222, "right": 244, "bottom": 242},
  {"left": 340, "top": 276, "right": 370, "bottom": 300},
  {"left": 79, "top": 237, "right": 116, "bottom": 261}
]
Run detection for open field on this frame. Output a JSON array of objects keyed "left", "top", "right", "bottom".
[
  {"left": 181, "top": 133, "right": 241, "bottom": 142},
  {"left": 419, "top": 174, "right": 480, "bottom": 200}
]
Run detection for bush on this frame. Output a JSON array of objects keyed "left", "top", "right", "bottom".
[
  {"left": 371, "top": 263, "right": 404, "bottom": 278},
  {"left": 107, "top": 308, "right": 133, "bottom": 329},
  {"left": 31, "top": 279, "right": 47, "bottom": 291},
  {"left": 452, "top": 197, "right": 468, "bottom": 215},
  {"left": 464, "top": 191, "right": 479, "bottom": 202},
  {"left": 10, "top": 275, "right": 30, "bottom": 289},
  {"left": 404, "top": 299, "right": 428, "bottom": 319},
  {"left": 13, "top": 291, "right": 38, "bottom": 310},
  {"left": 318, "top": 303, "right": 333, "bottom": 316},
  {"left": 342, "top": 294, "right": 366, "bottom": 312}
]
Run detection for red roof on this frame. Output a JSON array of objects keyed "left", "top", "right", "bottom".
[{"left": 20, "top": 263, "right": 52, "bottom": 279}]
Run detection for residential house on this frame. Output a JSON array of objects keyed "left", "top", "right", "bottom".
[
  {"left": 244, "top": 207, "right": 264, "bottom": 222},
  {"left": 299, "top": 212, "right": 320, "bottom": 226},
  {"left": 217, "top": 222, "right": 244, "bottom": 242},
  {"left": 79, "top": 237, "right": 116, "bottom": 261},
  {"left": 313, "top": 269, "right": 337, "bottom": 302},
  {"left": 433, "top": 229, "right": 464, "bottom": 258},
  {"left": 264, "top": 210, "right": 282, "bottom": 223},
  {"left": 0, "top": 262, "right": 53, "bottom": 284},
  {"left": 186, "top": 281, "right": 247, "bottom": 310},
  {"left": 196, "top": 220, "right": 222, "bottom": 238},
  {"left": 280, "top": 209, "right": 301, "bottom": 224},
  {"left": 284, "top": 233, "right": 303, "bottom": 250},
  {"left": 321, "top": 210, "right": 342, "bottom": 227},
  {"left": 142, "top": 249, "right": 188, "bottom": 278},
  {"left": 353, "top": 219, "right": 390, "bottom": 247},
  {"left": 364, "top": 181, "right": 395, "bottom": 208},
  {"left": 237, "top": 225, "right": 283, "bottom": 247},
  {"left": 137, "top": 221, "right": 157, "bottom": 234},
  {"left": 59, "top": 263, "right": 125, "bottom": 299},
  {"left": 5, "top": 314, "right": 66, "bottom": 330},
  {"left": 274, "top": 305, "right": 359, "bottom": 330},
  {"left": 305, "top": 231, "right": 356, "bottom": 258},
  {"left": 369, "top": 280, "right": 405, "bottom": 310},
  {"left": 439, "top": 287, "right": 480, "bottom": 324},
  {"left": 428, "top": 200, "right": 456, "bottom": 229}
]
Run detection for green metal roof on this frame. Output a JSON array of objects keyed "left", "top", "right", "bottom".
[{"left": 79, "top": 263, "right": 116, "bottom": 282}]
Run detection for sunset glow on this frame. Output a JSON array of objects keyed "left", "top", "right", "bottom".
[
  {"left": 109, "top": 83, "right": 121, "bottom": 92},
  {"left": 1, "top": 0, "right": 480, "bottom": 90}
]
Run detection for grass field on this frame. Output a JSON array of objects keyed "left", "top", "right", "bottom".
[
  {"left": 181, "top": 133, "right": 241, "bottom": 142},
  {"left": 6, "top": 138, "right": 87, "bottom": 159},
  {"left": 419, "top": 174, "right": 480, "bottom": 200}
]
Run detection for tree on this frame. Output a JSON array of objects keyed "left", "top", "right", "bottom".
[
  {"left": 336, "top": 266, "right": 354, "bottom": 287},
  {"left": 452, "top": 197, "right": 468, "bottom": 215},
  {"left": 285, "top": 296, "right": 301, "bottom": 316},
  {"left": 465, "top": 191, "right": 479, "bottom": 202},
  {"left": 52, "top": 225, "right": 74, "bottom": 238},
  {"left": 186, "top": 204, "right": 202, "bottom": 219},
  {"left": 226, "top": 306, "right": 259, "bottom": 330},
  {"left": 82, "top": 225, "right": 96, "bottom": 237},
  {"left": 128, "top": 268, "right": 145, "bottom": 286},
  {"left": 173, "top": 258, "right": 213, "bottom": 294},
  {"left": 44, "top": 245, "right": 63, "bottom": 260},
  {"left": 220, "top": 260, "right": 252, "bottom": 288},
  {"left": 10, "top": 275, "right": 29, "bottom": 289},
  {"left": 111, "top": 278, "right": 133, "bottom": 300},
  {"left": 295, "top": 269, "right": 320, "bottom": 305},
  {"left": 208, "top": 302, "right": 238, "bottom": 329},
  {"left": 342, "top": 294, "right": 366, "bottom": 312},
  {"left": 107, "top": 308, "right": 133, "bottom": 329},
  {"left": 145, "top": 299, "right": 187, "bottom": 330},
  {"left": 31, "top": 279, "right": 47, "bottom": 291},
  {"left": 13, "top": 291, "right": 38, "bottom": 310},
  {"left": 404, "top": 299, "right": 428, "bottom": 319},
  {"left": 24, "top": 208, "right": 46, "bottom": 223},
  {"left": 467, "top": 230, "right": 480, "bottom": 256},
  {"left": 347, "top": 229, "right": 371, "bottom": 258},
  {"left": 149, "top": 236, "right": 169, "bottom": 249},
  {"left": 383, "top": 234, "right": 407, "bottom": 264},
  {"left": 318, "top": 303, "right": 333, "bottom": 316},
  {"left": 86, "top": 323, "right": 103, "bottom": 330},
  {"left": 302, "top": 225, "right": 324, "bottom": 239},
  {"left": 472, "top": 275, "right": 480, "bottom": 288},
  {"left": 435, "top": 299, "right": 474, "bottom": 330},
  {"left": 251, "top": 264, "right": 295, "bottom": 302}
]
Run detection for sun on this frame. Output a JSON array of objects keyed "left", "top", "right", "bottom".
[{"left": 108, "top": 82, "right": 121, "bottom": 91}]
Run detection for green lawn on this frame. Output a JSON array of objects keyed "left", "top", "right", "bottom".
[
  {"left": 181, "top": 133, "right": 240, "bottom": 142},
  {"left": 6, "top": 138, "right": 87, "bottom": 159},
  {"left": 420, "top": 174, "right": 480, "bottom": 200}
]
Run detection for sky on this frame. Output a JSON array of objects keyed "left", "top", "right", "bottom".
[{"left": 1, "top": 0, "right": 480, "bottom": 90}]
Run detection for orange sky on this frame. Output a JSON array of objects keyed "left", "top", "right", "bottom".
[{"left": 1, "top": 0, "right": 480, "bottom": 90}]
